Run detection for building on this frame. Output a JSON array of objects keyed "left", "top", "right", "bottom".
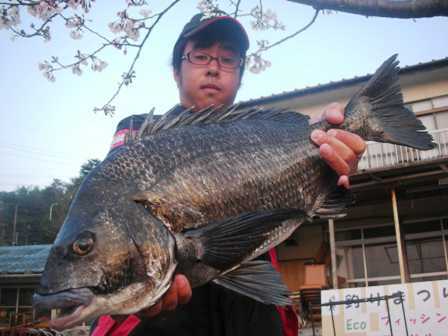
[
  {"left": 239, "top": 57, "right": 448, "bottom": 332},
  {"left": 0, "top": 244, "right": 51, "bottom": 327}
]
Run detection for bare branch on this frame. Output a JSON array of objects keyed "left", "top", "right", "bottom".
[
  {"left": 0, "top": 1, "right": 38, "bottom": 5},
  {"left": 288, "top": 0, "right": 448, "bottom": 18},
  {"left": 232, "top": 0, "right": 242, "bottom": 17},
  {"left": 94, "top": 0, "right": 181, "bottom": 115},
  {"left": 255, "top": 9, "right": 318, "bottom": 54},
  {"left": 246, "top": 9, "right": 318, "bottom": 74}
]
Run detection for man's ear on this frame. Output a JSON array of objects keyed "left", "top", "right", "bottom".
[{"left": 173, "top": 68, "right": 181, "bottom": 88}]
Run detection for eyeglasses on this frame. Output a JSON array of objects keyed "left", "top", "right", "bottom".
[{"left": 181, "top": 51, "right": 243, "bottom": 70}]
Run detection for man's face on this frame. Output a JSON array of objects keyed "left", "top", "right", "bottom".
[{"left": 174, "top": 41, "right": 242, "bottom": 111}]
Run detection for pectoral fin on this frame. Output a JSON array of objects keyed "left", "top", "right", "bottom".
[{"left": 183, "top": 209, "right": 304, "bottom": 270}]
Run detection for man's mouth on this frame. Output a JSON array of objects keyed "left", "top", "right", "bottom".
[{"left": 200, "top": 84, "right": 221, "bottom": 91}]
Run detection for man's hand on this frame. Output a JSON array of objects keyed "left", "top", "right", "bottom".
[
  {"left": 140, "top": 274, "right": 192, "bottom": 318},
  {"left": 310, "top": 103, "right": 366, "bottom": 188}
]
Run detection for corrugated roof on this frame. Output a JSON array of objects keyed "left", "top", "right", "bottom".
[
  {"left": 0, "top": 244, "right": 51, "bottom": 275},
  {"left": 239, "top": 57, "right": 448, "bottom": 107}
]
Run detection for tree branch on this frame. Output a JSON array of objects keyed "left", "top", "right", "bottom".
[
  {"left": 255, "top": 9, "right": 318, "bottom": 54},
  {"left": 9, "top": 11, "right": 59, "bottom": 39},
  {"left": 233, "top": 0, "right": 242, "bottom": 17},
  {"left": 288, "top": 0, "right": 448, "bottom": 18},
  {"left": 94, "top": 0, "right": 181, "bottom": 115}
]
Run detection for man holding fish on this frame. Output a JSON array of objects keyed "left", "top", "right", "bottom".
[{"left": 100, "top": 11, "right": 366, "bottom": 336}]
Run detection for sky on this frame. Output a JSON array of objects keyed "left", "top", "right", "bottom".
[{"left": 0, "top": 1, "right": 447, "bottom": 191}]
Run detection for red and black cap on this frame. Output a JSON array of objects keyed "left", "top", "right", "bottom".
[{"left": 172, "top": 11, "right": 249, "bottom": 68}]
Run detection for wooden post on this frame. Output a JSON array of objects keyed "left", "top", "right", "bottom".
[
  {"left": 328, "top": 219, "right": 338, "bottom": 289},
  {"left": 441, "top": 219, "right": 448, "bottom": 274},
  {"left": 361, "top": 229, "right": 369, "bottom": 287},
  {"left": 391, "top": 188, "right": 409, "bottom": 283},
  {"left": 15, "top": 288, "right": 20, "bottom": 326},
  {"left": 12, "top": 204, "right": 18, "bottom": 245}
]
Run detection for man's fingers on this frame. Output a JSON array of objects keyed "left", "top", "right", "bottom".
[
  {"left": 161, "top": 277, "right": 178, "bottom": 311},
  {"left": 175, "top": 274, "right": 192, "bottom": 305},
  {"left": 337, "top": 175, "right": 350, "bottom": 189},
  {"left": 311, "top": 130, "right": 356, "bottom": 166},
  {"left": 310, "top": 102, "right": 344, "bottom": 124},
  {"left": 319, "top": 144, "right": 351, "bottom": 177},
  {"left": 142, "top": 301, "right": 162, "bottom": 318},
  {"left": 328, "top": 129, "right": 366, "bottom": 156},
  {"left": 323, "top": 102, "right": 344, "bottom": 125}
]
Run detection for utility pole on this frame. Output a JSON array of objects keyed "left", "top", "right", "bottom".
[
  {"left": 12, "top": 204, "right": 18, "bottom": 245},
  {"left": 49, "top": 202, "right": 58, "bottom": 222}
]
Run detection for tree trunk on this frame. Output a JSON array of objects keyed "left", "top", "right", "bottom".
[{"left": 288, "top": 0, "right": 448, "bottom": 18}]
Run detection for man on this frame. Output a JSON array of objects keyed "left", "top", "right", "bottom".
[{"left": 96, "top": 12, "right": 365, "bottom": 336}]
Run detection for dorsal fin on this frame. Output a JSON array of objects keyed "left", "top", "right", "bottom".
[
  {"left": 135, "top": 107, "right": 155, "bottom": 141},
  {"left": 138, "top": 104, "right": 310, "bottom": 137}
]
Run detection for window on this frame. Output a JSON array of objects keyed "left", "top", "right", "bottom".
[
  {"left": 406, "top": 238, "right": 445, "bottom": 274},
  {"left": 0, "top": 287, "right": 38, "bottom": 327},
  {"left": 335, "top": 218, "right": 448, "bottom": 288},
  {"left": 408, "top": 95, "right": 448, "bottom": 113},
  {"left": 436, "top": 111, "right": 448, "bottom": 129},
  {"left": 433, "top": 95, "right": 448, "bottom": 109},
  {"left": 412, "top": 100, "right": 433, "bottom": 113}
]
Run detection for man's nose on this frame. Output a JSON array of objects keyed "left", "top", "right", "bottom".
[{"left": 206, "top": 57, "right": 220, "bottom": 76}]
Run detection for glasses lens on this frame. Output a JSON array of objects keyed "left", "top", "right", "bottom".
[
  {"left": 189, "top": 51, "right": 210, "bottom": 65},
  {"left": 219, "top": 55, "right": 240, "bottom": 69}
]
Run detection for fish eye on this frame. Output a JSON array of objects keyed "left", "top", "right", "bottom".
[{"left": 72, "top": 232, "right": 95, "bottom": 256}]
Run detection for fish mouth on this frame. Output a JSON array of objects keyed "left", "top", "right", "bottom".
[{"left": 33, "top": 288, "right": 95, "bottom": 330}]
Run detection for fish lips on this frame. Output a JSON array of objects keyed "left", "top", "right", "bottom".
[{"left": 33, "top": 288, "right": 94, "bottom": 329}]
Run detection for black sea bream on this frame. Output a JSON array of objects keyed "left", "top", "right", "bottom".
[{"left": 33, "top": 55, "right": 434, "bottom": 329}]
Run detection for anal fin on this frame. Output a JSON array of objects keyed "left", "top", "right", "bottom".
[
  {"left": 213, "top": 260, "right": 292, "bottom": 306},
  {"left": 314, "top": 185, "right": 354, "bottom": 218}
]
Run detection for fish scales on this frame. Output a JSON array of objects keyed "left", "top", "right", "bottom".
[{"left": 134, "top": 121, "right": 319, "bottom": 230}]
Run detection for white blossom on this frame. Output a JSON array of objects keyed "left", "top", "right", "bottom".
[
  {"left": 0, "top": 17, "right": 7, "bottom": 30},
  {"left": 67, "top": 0, "right": 81, "bottom": 10},
  {"left": 123, "top": 19, "right": 140, "bottom": 40},
  {"left": 197, "top": 0, "right": 220, "bottom": 18},
  {"left": 139, "top": 8, "right": 152, "bottom": 17},
  {"left": 108, "top": 21, "right": 122, "bottom": 34},
  {"left": 247, "top": 53, "right": 271, "bottom": 74},
  {"left": 0, "top": 5, "right": 21, "bottom": 29},
  {"left": 27, "top": 1, "right": 60, "bottom": 20},
  {"left": 65, "top": 16, "right": 83, "bottom": 29},
  {"left": 91, "top": 59, "right": 108, "bottom": 72},
  {"left": 7, "top": 6, "right": 21, "bottom": 26},
  {"left": 126, "top": 0, "right": 147, "bottom": 6},
  {"left": 43, "top": 71, "right": 55, "bottom": 82},
  {"left": 70, "top": 29, "right": 82, "bottom": 40},
  {"left": 72, "top": 64, "right": 82, "bottom": 76},
  {"left": 38, "top": 61, "right": 51, "bottom": 71},
  {"left": 250, "top": 7, "right": 285, "bottom": 31}
]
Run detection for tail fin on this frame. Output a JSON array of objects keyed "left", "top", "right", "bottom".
[{"left": 344, "top": 54, "right": 435, "bottom": 150}]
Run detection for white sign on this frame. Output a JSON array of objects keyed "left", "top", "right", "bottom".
[{"left": 321, "top": 280, "right": 448, "bottom": 336}]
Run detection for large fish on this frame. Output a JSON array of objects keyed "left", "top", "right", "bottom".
[{"left": 33, "top": 55, "right": 434, "bottom": 329}]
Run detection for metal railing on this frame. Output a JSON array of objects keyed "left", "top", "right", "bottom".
[{"left": 358, "top": 128, "right": 448, "bottom": 171}]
